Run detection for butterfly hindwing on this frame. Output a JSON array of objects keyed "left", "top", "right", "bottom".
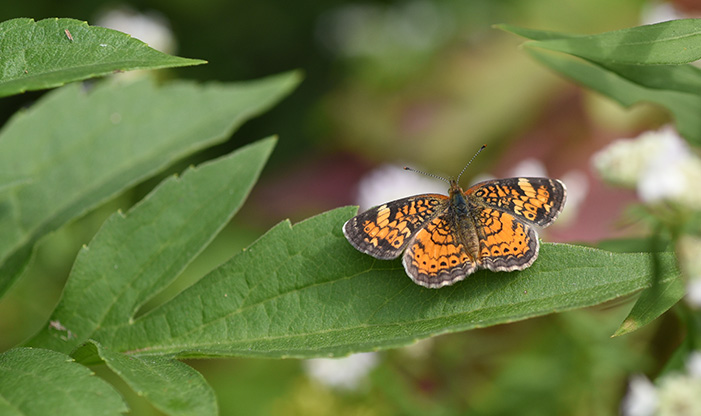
[
  {"left": 402, "top": 213, "right": 477, "bottom": 288},
  {"left": 471, "top": 206, "right": 540, "bottom": 272}
]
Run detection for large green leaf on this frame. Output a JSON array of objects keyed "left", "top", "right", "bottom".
[
  {"left": 499, "top": 22, "right": 701, "bottom": 95},
  {"left": 499, "top": 21, "right": 701, "bottom": 146},
  {"left": 26, "top": 137, "right": 276, "bottom": 354},
  {"left": 73, "top": 341, "right": 216, "bottom": 416},
  {"left": 524, "top": 47, "right": 701, "bottom": 146},
  {"left": 0, "top": 72, "right": 299, "bottom": 296},
  {"left": 0, "top": 17, "right": 205, "bottom": 97},
  {"left": 80, "top": 207, "right": 678, "bottom": 359},
  {"left": 498, "top": 19, "right": 701, "bottom": 65},
  {"left": 0, "top": 347, "right": 127, "bottom": 416}
]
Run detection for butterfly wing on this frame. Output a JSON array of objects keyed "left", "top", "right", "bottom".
[
  {"left": 465, "top": 177, "right": 565, "bottom": 273},
  {"left": 472, "top": 206, "right": 540, "bottom": 272},
  {"left": 402, "top": 213, "right": 478, "bottom": 288},
  {"left": 343, "top": 194, "right": 448, "bottom": 260},
  {"left": 465, "top": 178, "right": 566, "bottom": 227}
]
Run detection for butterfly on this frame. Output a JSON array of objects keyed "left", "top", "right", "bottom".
[{"left": 343, "top": 154, "right": 566, "bottom": 288}]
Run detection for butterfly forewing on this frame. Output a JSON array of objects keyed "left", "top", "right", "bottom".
[
  {"left": 343, "top": 194, "right": 448, "bottom": 260},
  {"left": 466, "top": 178, "right": 566, "bottom": 227}
]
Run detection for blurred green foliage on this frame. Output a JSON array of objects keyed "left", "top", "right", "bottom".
[{"left": 0, "top": 0, "right": 643, "bottom": 166}]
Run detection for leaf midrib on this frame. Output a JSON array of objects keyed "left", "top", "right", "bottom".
[{"left": 120, "top": 253, "right": 664, "bottom": 355}]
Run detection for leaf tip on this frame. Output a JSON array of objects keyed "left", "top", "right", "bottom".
[{"left": 611, "top": 318, "right": 639, "bottom": 337}]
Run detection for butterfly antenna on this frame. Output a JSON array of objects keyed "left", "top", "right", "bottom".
[
  {"left": 456, "top": 144, "right": 487, "bottom": 183},
  {"left": 403, "top": 166, "right": 450, "bottom": 184}
]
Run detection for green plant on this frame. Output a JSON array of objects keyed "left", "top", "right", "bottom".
[{"left": 1, "top": 16, "right": 699, "bottom": 416}]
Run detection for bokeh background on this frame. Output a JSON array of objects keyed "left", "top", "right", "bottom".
[{"left": 1, "top": 1, "right": 698, "bottom": 414}]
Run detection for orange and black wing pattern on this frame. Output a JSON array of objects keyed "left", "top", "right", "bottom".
[
  {"left": 343, "top": 177, "right": 567, "bottom": 288},
  {"left": 401, "top": 213, "right": 478, "bottom": 288},
  {"left": 465, "top": 178, "right": 566, "bottom": 227},
  {"left": 466, "top": 178, "right": 565, "bottom": 273},
  {"left": 343, "top": 195, "right": 448, "bottom": 260}
]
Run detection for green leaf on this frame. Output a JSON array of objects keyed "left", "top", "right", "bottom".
[
  {"left": 499, "top": 20, "right": 701, "bottom": 96},
  {"left": 524, "top": 47, "right": 701, "bottom": 146},
  {"left": 0, "top": 17, "right": 205, "bottom": 98},
  {"left": 0, "top": 347, "right": 127, "bottom": 416},
  {"left": 74, "top": 341, "right": 216, "bottom": 416},
  {"left": 495, "top": 24, "right": 573, "bottom": 42},
  {"left": 602, "top": 63, "right": 701, "bottom": 96},
  {"left": 597, "top": 236, "right": 673, "bottom": 253},
  {"left": 87, "top": 207, "right": 679, "bottom": 359},
  {"left": 498, "top": 19, "right": 701, "bottom": 65},
  {"left": 26, "top": 137, "right": 276, "bottom": 354},
  {"left": 0, "top": 72, "right": 299, "bottom": 297},
  {"left": 499, "top": 21, "right": 701, "bottom": 146},
  {"left": 612, "top": 276, "right": 685, "bottom": 337}
]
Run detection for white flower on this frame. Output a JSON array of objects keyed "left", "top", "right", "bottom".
[
  {"left": 687, "top": 352, "right": 701, "bottom": 379},
  {"left": 592, "top": 126, "right": 701, "bottom": 210},
  {"left": 678, "top": 235, "right": 701, "bottom": 308},
  {"left": 508, "top": 158, "right": 548, "bottom": 178},
  {"left": 637, "top": 128, "right": 691, "bottom": 204},
  {"left": 657, "top": 373, "right": 701, "bottom": 416},
  {"left": 95, "top": 6, "right": 176, "bottom": 54},
  {"left": 622, "top": 352, "right": 701, "bottom": 416},
  {"left": 316, "top": 1, "right": 453, "bottom": 58},
  {"left": 641, "top": 1, "right": 687, "bottom": 25},
  {"left": 355, "top": 164, "right": 445, "bottom": 211},
  {"left": 303, "top": 352, "right": 379, "bottom": 391},
  {"left": 558, "top": 170, "right": 588, "bottom": 225},
  {"left": 592, "top": 127, "right": 674, "bottom": 188},
  {"left": 622, "top": 374, "right": 658, "bottom": 416},
  {"left": 401, "top": 338, "right": 434, "bottom": 359},
  {"left": 687, "top": 280, "right": 701, "bottom": 309}
]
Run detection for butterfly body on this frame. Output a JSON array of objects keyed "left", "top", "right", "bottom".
[{"left": 343, "top": 177, "right": 566, "bottom": 288}]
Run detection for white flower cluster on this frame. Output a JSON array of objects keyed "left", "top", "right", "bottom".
[
  {"left": 303, "top": 352, "right": 379, "bottom": 391},
  {"left": 592, "top": 126, "right": 701, "bottom": 210},
  {"left": 622, "top": 351, "right": 701, "bottom": 416},
  {"left": 96, "top": 6, "right": 176, "bottom": 54},
  {"left": 593, "top": 126, "right": 701, "bottom": 308},
  {"left": 355, "top": 164, "right": 445, "bottom": 211},
  {"left": 316, "top": 1, "right": 454, "bottom": 58}
]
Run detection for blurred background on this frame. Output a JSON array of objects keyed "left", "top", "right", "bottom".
[{"left": 1, "top": 0, "right": 699, "bottom": 414}]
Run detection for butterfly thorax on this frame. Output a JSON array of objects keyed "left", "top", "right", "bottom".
[
  {"left": 447, "top": 180, "right": 481, "bottom": 262},
  {"left": 448, "top": 180, "right": 469, "bottom": 216}
]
